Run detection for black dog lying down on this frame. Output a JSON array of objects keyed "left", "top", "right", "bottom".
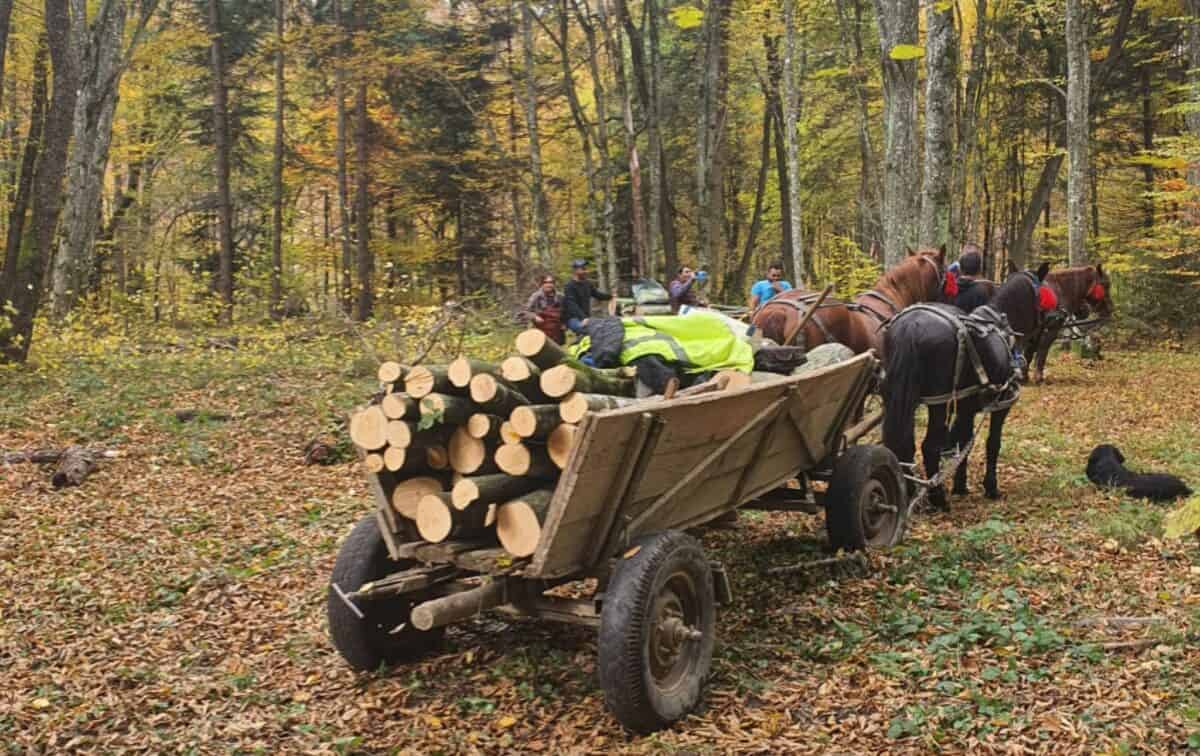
[{"left": 1086, "top": 444, "right": 1193, "bottom": 501}]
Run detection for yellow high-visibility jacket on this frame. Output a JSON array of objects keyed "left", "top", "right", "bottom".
[{"left": 569, "top": 312, "right": 754, "bottom": 373}]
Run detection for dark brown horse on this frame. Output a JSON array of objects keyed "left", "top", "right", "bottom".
[
  {"left": 1024, "top": 264, "right": 1113, "bottom": 383},
  {"left": 752, "top": 248, "right": 948, "bottom": 354}
]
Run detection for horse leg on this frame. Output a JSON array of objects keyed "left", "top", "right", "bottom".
[
  {"left": 1033, "top": 329, "right": 1055, "bottom": 384},
  {"left": 922, "top": 404, "right": 950, "bottom": 511},
  {"left": 950, "top": 408, "right": 977, "bottom": 496},
  {"left": 983, "top": 407, "right": 1011, "bottom": 499}
]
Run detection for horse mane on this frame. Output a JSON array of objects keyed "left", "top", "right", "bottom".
[
  {"left": 869, "top": 252, "right": 937, "bottom": 304},
  {"left": 1045, "top": 266, "right": 1098, "bottom": 313}
]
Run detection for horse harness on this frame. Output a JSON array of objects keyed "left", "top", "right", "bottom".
[
  {"left": 764, "top": 292, "right": 840, "bottom": 345},
  {"left": 888, "top": 304, "right": 1021, "bottom": 411}
]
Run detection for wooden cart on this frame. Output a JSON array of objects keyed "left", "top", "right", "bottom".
[{"left": 327, "top": 351, "right": 908, "bottom": 733}]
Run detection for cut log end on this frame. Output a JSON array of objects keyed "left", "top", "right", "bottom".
[
  {"left": 451, "top": 478, "right": 480, "bottom": 510},
  {"left": 501, "top": 355, "right": 535, "bottom": 382},
  {"left": 548, "top": 423, "right": 578, "bottom": 469},
  {"left": 448, "top": 428, "right": 487, "bottom": 474},
  {"left": 540, "top": 364, "right": 578, "bottom": 399},
  {"left": 385, "top": 420, "right": 413, "bottom": 448},
  {"left": 383, "top": 446, "right": 408, "bottom": 472},
  {"left": 392, "top": 476, "right": 444, "bottom": 519},
  {"left": 497, "top": 494, "right": 552, "bottom": 558},
  {"left": 416, "top": 494, "right": 455, "bottom": 543},
  {"left": 467, "top": 413, "right": 500, "bottom": 440},
  {"left": 378, "top": 361, "right": 405, "bottom": 385},
  {"left": 495, "top": 443, "right": 532, "bottom": 476},
  {"left": 405, "top": 366, "right": 437, "bottom": 398},
  {"left": 499, "top": 421, "right": 522, "bottom": 446},
  {"left": 469, "top": 373, "right": 499, "bottom": 403},
  {"left": 363, "top": 453, "right": 385, "bottom": 473},
  {"left": 381, "top": 392, "right": 416, "bottom": 420},
  {"left": 349, "top": 406, "right": 389, "bottom": 451}
]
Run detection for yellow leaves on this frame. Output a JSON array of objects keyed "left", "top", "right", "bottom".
[
  {"left": 496, "top": 715, "right": 517, "bottom": 730},
  {"left": 31, "top": 698, "right": 51, "bottom": 710},
  {"left": 670, "top": 5, "right": 704, "bottom": 29},
  {"left": 887, "top": 44, "right": 925, "bottom": 61}
]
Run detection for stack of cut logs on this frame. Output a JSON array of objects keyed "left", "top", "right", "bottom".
[{"left": 348, "top": 329, "right": 644, "bottom": 560}]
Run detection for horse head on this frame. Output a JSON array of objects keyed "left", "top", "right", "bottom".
[{"left": 902, "top": 245, "right": 951, "bottom": 304}]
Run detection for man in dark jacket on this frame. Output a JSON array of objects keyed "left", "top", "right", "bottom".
[
  {"left": 563, "top": 259, "right": 612, "bottom": 336},
  {"left": 952, "top": 245, "right": 991, "bottom": 312}
]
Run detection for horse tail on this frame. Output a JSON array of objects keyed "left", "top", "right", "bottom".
[{"left": 881, "top": 316, "right": 923, "bottom": 453}]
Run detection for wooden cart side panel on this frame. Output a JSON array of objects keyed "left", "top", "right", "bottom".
[{"left": 526, "top": 354, "right": 878, "bottom": 578}]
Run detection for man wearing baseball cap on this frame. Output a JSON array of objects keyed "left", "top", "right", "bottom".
[{"left": 562, "top": 259, "right": 613, "bottom": 337}]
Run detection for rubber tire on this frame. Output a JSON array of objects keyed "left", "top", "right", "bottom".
[
  {"left": 824, "top": 444, "right": 906, "bottom": 551},
  {"left": 327, "top": 514, "right": 444, "bottom": 671},
  {"left": 598, "top": 531, "right": 716, "bottom": 734}
]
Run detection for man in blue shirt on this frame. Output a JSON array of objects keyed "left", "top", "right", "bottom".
[{"left": 750, "top": 262, "right": 792, "bottom": 309}]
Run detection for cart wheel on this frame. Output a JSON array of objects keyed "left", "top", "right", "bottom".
[
  {"left": 825, "top": 444, "right": 907, "bottom": 550},
  {"left": 327, "top": 514, "right": 444, "bottom": 671},
  {"left": 598, "top": 530, "right": 715, "bottom": 734}
]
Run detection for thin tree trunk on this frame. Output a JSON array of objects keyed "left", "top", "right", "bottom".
[
  {"left": 951, "top": 0, "right": 987, "bottom": 251},
  {"left": 834, "top": 0, "right": 881, "bottom": 252},
  {"left": 1011, "top": 153, "right": 1063, "bottom": 269},
  {"left": 617, "top": 0, "right": 659, "bottom": 268},
  {"left": 333, "top": 0, "right": 353, "bottom": 315},
  {"left": 1186, "top": 0, "right": 1200, "bottom": 223},
  {"left": 648, "top": 0, "right": 676, "bottom": 278},
  {"left": 873, "top": 0, "right": 919, "bottom": 266},
  {"left": 730, "top": 105, "right": 772, "bottom": 301},
  {"left": 520, "top": 0, "right": 551, "bottom": 268},
  {"left": 765, "top": 37, "right": 795, "bottom": 278},
  {"left": 781, "top": 0, "right": 804, "bottom": 284},
  {"left": 207, "top": 0, "right": 236, "bottom": 323},
  {"left": 573, "top": 0, "right": 617, "bottom": 288},
  {"left": 696, "top": 0, "right": 730, "bottom": 274},
  {"left": 1140, "top": 65, "right": 1153, "bottom": 229},
  {"left": 0, "top": 0, "right": 78, "bottom": 362},
  {"left": 603, "top": 8, "right": 647, "bottom": 278},
  {"left": 919, "top": 0, "right": 956, "bottom": 250},
  {"left": 270, "top": 0, "right": 285, "bottom": 318},
  {"left": 354, "top": 78, "right": 372, "bottom": 320},
  {"left": 0, "top": 0, "right": 14, "bottom": 120},
  {"left": 1065, "top": 0, "right": 1089, "bottom": 264},
  {"left": 1, "top": 36, "right": 47, "bottom": 290}
]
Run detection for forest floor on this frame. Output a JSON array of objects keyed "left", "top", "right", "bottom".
[{"left": 2, "top": 315, "right": 1200, "bottom": 754}]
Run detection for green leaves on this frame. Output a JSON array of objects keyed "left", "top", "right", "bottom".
[
  {"left": 669, "top": 5, "right": 704, "bottom": 29},
  {"left": 888, "top": 44, "right": 925, "bottom": 60}
]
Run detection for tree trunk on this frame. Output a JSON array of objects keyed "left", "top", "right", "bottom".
[
  {"left": 918, "top": 0, "right": 956, "bottom": 250},
  {"left": 696, "top": 0, "right": 730, "bottom": 274},
  {"left": 354, "top": 77, "right": 372, "bottom": 321},
  {"left": 520, "top": 0, "right": 551, "bottom": 268},
  {"left": 781, "top": 0, "right": 804, "bottom": 284},
  {"left": 1065, "top": 0, "right": 1090, "bottom": 264},
  {"left": 333, "top": 0, "right": 353, "bottom": 315},
  {"left": 270, "top": 0, "right": 285, "bottom": 318},
  {"left": 603, "top": 10, "right": 647, "bottom": 278},
  {"left": 573, "top": 0, "right": 617, "bottom": 288},
  {"left": 1010, "top": 153, "right": 1063, "bottom": 269},
  {"left": 0, "top": 0, "right": 12, "bottom": 108},
  {"left": 1, "top": 37, "right": 46, "bottom": 293},
  {"left": 1186, "top": 0, "right": 1200, "bottom": 223},
  {"left": 873, "top": 0, "right": 919, "bottom": 266},
  {"left": 51, "top": 0, "right": 130, "bottom": 319},
  {"left": 207, "top": 0, "right": 235, "bottom": 323},
  {"left": 834, "top": 0, "right": 882, "bottom": 252},
  {"left": 951, "top": 0, "right": 987, "bottom": 251},
  {"left": 617, "top": 0, "right": 659, "bottom": 269},
  {"left": 730, "top": 103, "right": 772, "bottom": 301},
  {"left": 1140, "top": 64, "right": 1154, "bottom": 229},
  {"left": 0, "top": 1, "right": 78, "bottom": 362},
  {"left": 648, "top": 0, "right": 676, "bottom": 279}
]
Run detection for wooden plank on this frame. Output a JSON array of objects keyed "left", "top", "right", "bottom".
[
  {"left": 375, "top": 509, "right": 401, "bottom": 561},
  {"left": 625, "top": 395, "right": 789, "bottom": 535},
  {"left": 586, "top": 413, "right": 659, "bottom": 566}
]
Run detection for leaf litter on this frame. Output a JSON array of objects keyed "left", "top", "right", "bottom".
[{"left": 2, "top": 331, "right": 1200, "bottom": 753}]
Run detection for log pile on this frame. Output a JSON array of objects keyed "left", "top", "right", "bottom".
[{"left": 346, "top": 329, "right": 646, "bottom": 559}]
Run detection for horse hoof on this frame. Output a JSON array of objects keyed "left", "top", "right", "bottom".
[
  {"left": 929, "top": 490, "right": 950, "bottom": 511},
  {"left": 985, "top": 488, "right": 1002, "bottom": 500},
  {"left": 952, "top": 485, "right": 969, "bottom": 496}
]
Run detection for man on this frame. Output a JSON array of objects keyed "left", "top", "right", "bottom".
[
  {"left": 562, "top": 259, "right": 612, "bottom": 336},
  {"left": 952, "top": 245, "right": 991, "bottom": 312},
  {"left": 668, "top": 265, "right": 706, "bottom": 313},
  {"left": 524, "top": 274, "right": 564, "bottom": 344},
  {"left": 749, "top": 262, "right": 792, "bottom": 309}
]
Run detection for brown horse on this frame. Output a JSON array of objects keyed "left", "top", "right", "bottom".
[
  {"left": 1024, "top": 264, "right": 1113, "bottom": 383},
  {"left": 752, "top": 247, "right": 949, "bottom": 355}
]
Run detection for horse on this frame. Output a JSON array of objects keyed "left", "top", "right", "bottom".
[
  {"left": 1023, "top": 264, "right": 1113, "bottom": 383},
  {"left": 881, "top": 270, "right": 1038, "bottom": 510},
  {"left": 752, "top": 247, "right": 950, "bottom": 355}
]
